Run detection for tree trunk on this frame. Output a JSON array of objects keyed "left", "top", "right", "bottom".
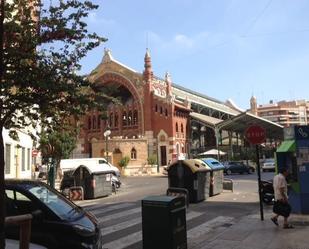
[
  {"left": 0, "top": 126, "right": 6, "bottom": 249},
  {"left": 0, "top": 0, "right": 6, "bottom": 246}
]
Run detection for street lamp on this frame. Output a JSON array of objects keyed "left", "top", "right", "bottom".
[{"left": 103, "top": 126, "right": 111, "bottom": 163}]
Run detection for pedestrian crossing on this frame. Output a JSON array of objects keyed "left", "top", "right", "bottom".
[{"left": 84, "top": 202, "right": 235, "bottom": 249}]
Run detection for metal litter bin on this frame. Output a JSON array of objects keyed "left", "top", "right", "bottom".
[
  {"left": 142, "top": 195, "right": 187, "bottom": 249},
  {"left": 201, "top": 158, "right": 225, "bottom": 196},
  {"left": 167, "top": 159, "right": 210, "bottom": 203}
]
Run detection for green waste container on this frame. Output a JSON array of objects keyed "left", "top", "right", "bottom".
[
  {"left": 167, "top": 159, "right": 210, "bottom": 203},
  {"left": 142, "top": 195, "right": 187, "bottom": 249}
]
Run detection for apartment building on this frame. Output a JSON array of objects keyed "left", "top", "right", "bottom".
[{"left": 250, "top": 96, "right": 309, "bottom": 127}]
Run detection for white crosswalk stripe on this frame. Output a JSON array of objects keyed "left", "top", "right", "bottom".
[
  {"left": 90, "top": 202, "right": 235, "bottom": 249},
  {"left": 86, "top": 203, "right": 136, "bottom": 216},
  {"left": 101, "top": 211, "right": 202, "bottom": 236},
  {"left": 97, "top": 207, "right": 141, "bottom": 223},
  {"left": 102, "top": 211, "right": 205, "bottom": 249}
]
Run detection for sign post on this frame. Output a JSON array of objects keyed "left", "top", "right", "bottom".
[{"left": 245, "top": 125, "right": 266, "bottom": 221}]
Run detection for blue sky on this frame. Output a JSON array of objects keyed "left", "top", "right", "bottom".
[{"left": 79, "top": 0, "right": 309, "bottom": 109}]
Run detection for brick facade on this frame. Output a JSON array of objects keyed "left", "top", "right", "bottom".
[{"left": 74, "top": 49, "right": 191, "bottom": 170}]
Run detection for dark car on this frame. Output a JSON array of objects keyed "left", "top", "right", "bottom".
[
  {"left": 223, "top": 161, "right": 255, "bottom": 175},
  {"left": 5, "top": 179, "right": 102, "bottom": 249}
]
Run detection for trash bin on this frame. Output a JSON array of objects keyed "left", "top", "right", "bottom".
[
  {"left": 63, "top": 165, "right": 113, "bottom": 199},
  {"left": 201, "top": 158, "right": 225, "bottom": 196},
  {"left": 142, "top": 195, "right": 187, "bottom": 249},
  {"left": 167, "top": 159, "right": 210, "bottom": 203}
]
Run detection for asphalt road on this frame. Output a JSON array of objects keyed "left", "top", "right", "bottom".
[{"left": 76, "top": 171, "right": 276, "bottom": 249}]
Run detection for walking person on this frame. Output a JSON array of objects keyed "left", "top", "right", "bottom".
[{"left": 271, "top": 168, "right": 294, "bottom": 229}]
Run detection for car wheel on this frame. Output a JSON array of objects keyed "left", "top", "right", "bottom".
[{"left": 227, "top": 169, "right": 232, "bottom": 175}]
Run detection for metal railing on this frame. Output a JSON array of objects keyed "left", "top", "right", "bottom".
[{"left": 5, "top": 214, "right": 32, "bottom": 249}]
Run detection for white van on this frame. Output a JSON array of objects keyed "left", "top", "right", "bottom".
[{"left": 60, "top": 158, "right": 120, "bottom": 176}]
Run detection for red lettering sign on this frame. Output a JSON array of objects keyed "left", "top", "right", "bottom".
[{"left": 245, "top": 125, "right": 266, "bottom": 145}]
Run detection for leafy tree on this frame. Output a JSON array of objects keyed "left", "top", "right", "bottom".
[
  {"left": 0, "top": 1, "right": 108, "bottom": 247},
  {"left": 147, "top": 154, "right": 157, "bottom": 166},
  {"left": 39, "top": 121, "right": 78, "bottom": 179},
  {"left": 118, "top": 156, "right": 130, "bottom": 168}
]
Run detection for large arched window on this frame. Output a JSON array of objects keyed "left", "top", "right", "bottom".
[
  {"left": 128, "top": 111, "right": 132, "bottom": 126},
  {"left": 176, "top": 122, "right": 178, "bottom": 132},
  {"left": 109, "top": 113, "right": 113, "bottom": 127},
  {"left": 133, "top": 110, "right": 138, "bottom": 125},
  {"left": 122, "top": 111, "right": 127, "bottom": 126},
  {"left": 97, "top": 116, "right": 101, "bottom": 129},
  {"left": 165, "top": 108, "right": 168, "bottom": 117},
  {"left": 92, "top": 116, "right": 96, "bottom": 129},
  {"left": 181, "top": 123, "right": 184, "bottom": 133},
  {"left": 155, "top": 104, "right": 158, "bottom": 112},
  {"left": 131, "top": 147, "right": 137, "bottom": 160},
  {"left": 88, "top": 116, "right": 91, "bottom": 130},
  {"left": 114, "top": 113, "right": 118, "bottom": 127},
  {"left": 176, "top": 143, "right": 180, "bottom": 155},
  {"left": 160, "top": 106, "right": 163, "bottom": 114}
]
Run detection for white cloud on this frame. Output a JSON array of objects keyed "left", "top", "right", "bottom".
[
  {"left": 174, "top": 34, "right": 194, "bottom": 48},
  {"left": 147, "top": 31, "right": 211, "bottom": 53},
  {"left": 88, "top": 12, "right": 116, "bottom": 26}
]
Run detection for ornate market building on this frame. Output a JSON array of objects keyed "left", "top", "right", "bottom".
[{"left": 73, "top": 49, "right": 283, "bottom": 175}]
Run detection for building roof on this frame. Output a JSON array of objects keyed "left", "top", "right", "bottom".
[
  {"left": 172, "top": 83, "right": 240, "bottom": 116},
  {"left": 217, "top": 111, "right": 284, "bottom": 140},
  {"left": 190, "top": 112, "right": 222, "bottom": 128}
]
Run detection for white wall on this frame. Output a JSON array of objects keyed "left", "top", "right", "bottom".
[{"left": 3, "top": 129, "right": 33, "bottom": 179}]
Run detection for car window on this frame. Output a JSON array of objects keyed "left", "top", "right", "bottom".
[
  {"left": 5, "top": 189, "right": 33, "bottom": 216},
  {"left": 28, "top": 186, "right": 82, "bottom": 220},
  {"left": 6, "top": 189, "right": 14, "bottom": 199}
]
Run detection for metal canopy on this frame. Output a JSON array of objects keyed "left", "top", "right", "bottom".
[
  {"left": 217, "top": 112, "right": 284, "bottom": 140},
  {"left": 190, "top": 112, "right": 222, "bottom": 129}
]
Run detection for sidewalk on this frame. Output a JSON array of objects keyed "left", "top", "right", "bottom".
[
  {"left": 192, "top": 204, "right": 309, "bottom": 249},
  {"left": 205, "top": 212, "right": 308, "bottom": 249}
]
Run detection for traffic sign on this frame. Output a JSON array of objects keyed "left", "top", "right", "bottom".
[
  {"left": 245, "top": 125, "right": 266, "bottom": 145},
  {"left": 69, "top": 186, "right": 84, "bottom": 201},
  {"left": 32, "top": 149, "right": 39, "bottom": 157}
]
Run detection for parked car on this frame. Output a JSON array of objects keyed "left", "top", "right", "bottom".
[
  {"left": 223, "top": 161, "right": 255, "bottom": 175},
  {"left": 5, "top": 179, "right": 103, "bottom": 249},
  {"left": 261, "top": 158, "right": 275, "bottom": 172}
]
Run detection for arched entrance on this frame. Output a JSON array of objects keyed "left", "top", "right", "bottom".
[
  {"left": 112, "top": 148, "right": 122, "bottom": 170},
  {"left": 157, "top": 130, "right": 168, "bottom": 166}
]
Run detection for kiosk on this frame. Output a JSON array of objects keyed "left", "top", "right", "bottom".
[{"left": 276, "top": 125, "right": 309, "bottom": 214}]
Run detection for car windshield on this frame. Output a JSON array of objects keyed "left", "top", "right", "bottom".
[{"left": 28, "top": 185, "right": 82, "bottom": 220}]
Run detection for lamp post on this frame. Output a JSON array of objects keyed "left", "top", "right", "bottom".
[{"left": 103, "top": 126, "right": 111, "bottom": 163}]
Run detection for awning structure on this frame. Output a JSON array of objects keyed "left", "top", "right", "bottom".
[
  {"left": 190, "top": 112, "right": 222, "bottom": 129},
  {"left": 216, "top": 112, "right": 284, "bottom": 140},
  {"left": 277, "top": 140, "right": 296, "bottom": 153}
]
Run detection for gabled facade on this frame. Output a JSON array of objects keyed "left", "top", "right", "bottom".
[{"left": 74, "top": 49, "right": 191, "bottom": 173}]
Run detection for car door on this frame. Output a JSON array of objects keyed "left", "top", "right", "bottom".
[
  {"left": 5, "top": 188, "right": 61, "bottom": 248},
  {"left": 238, "top": 162, "right": 246, "bottom": 173}
]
